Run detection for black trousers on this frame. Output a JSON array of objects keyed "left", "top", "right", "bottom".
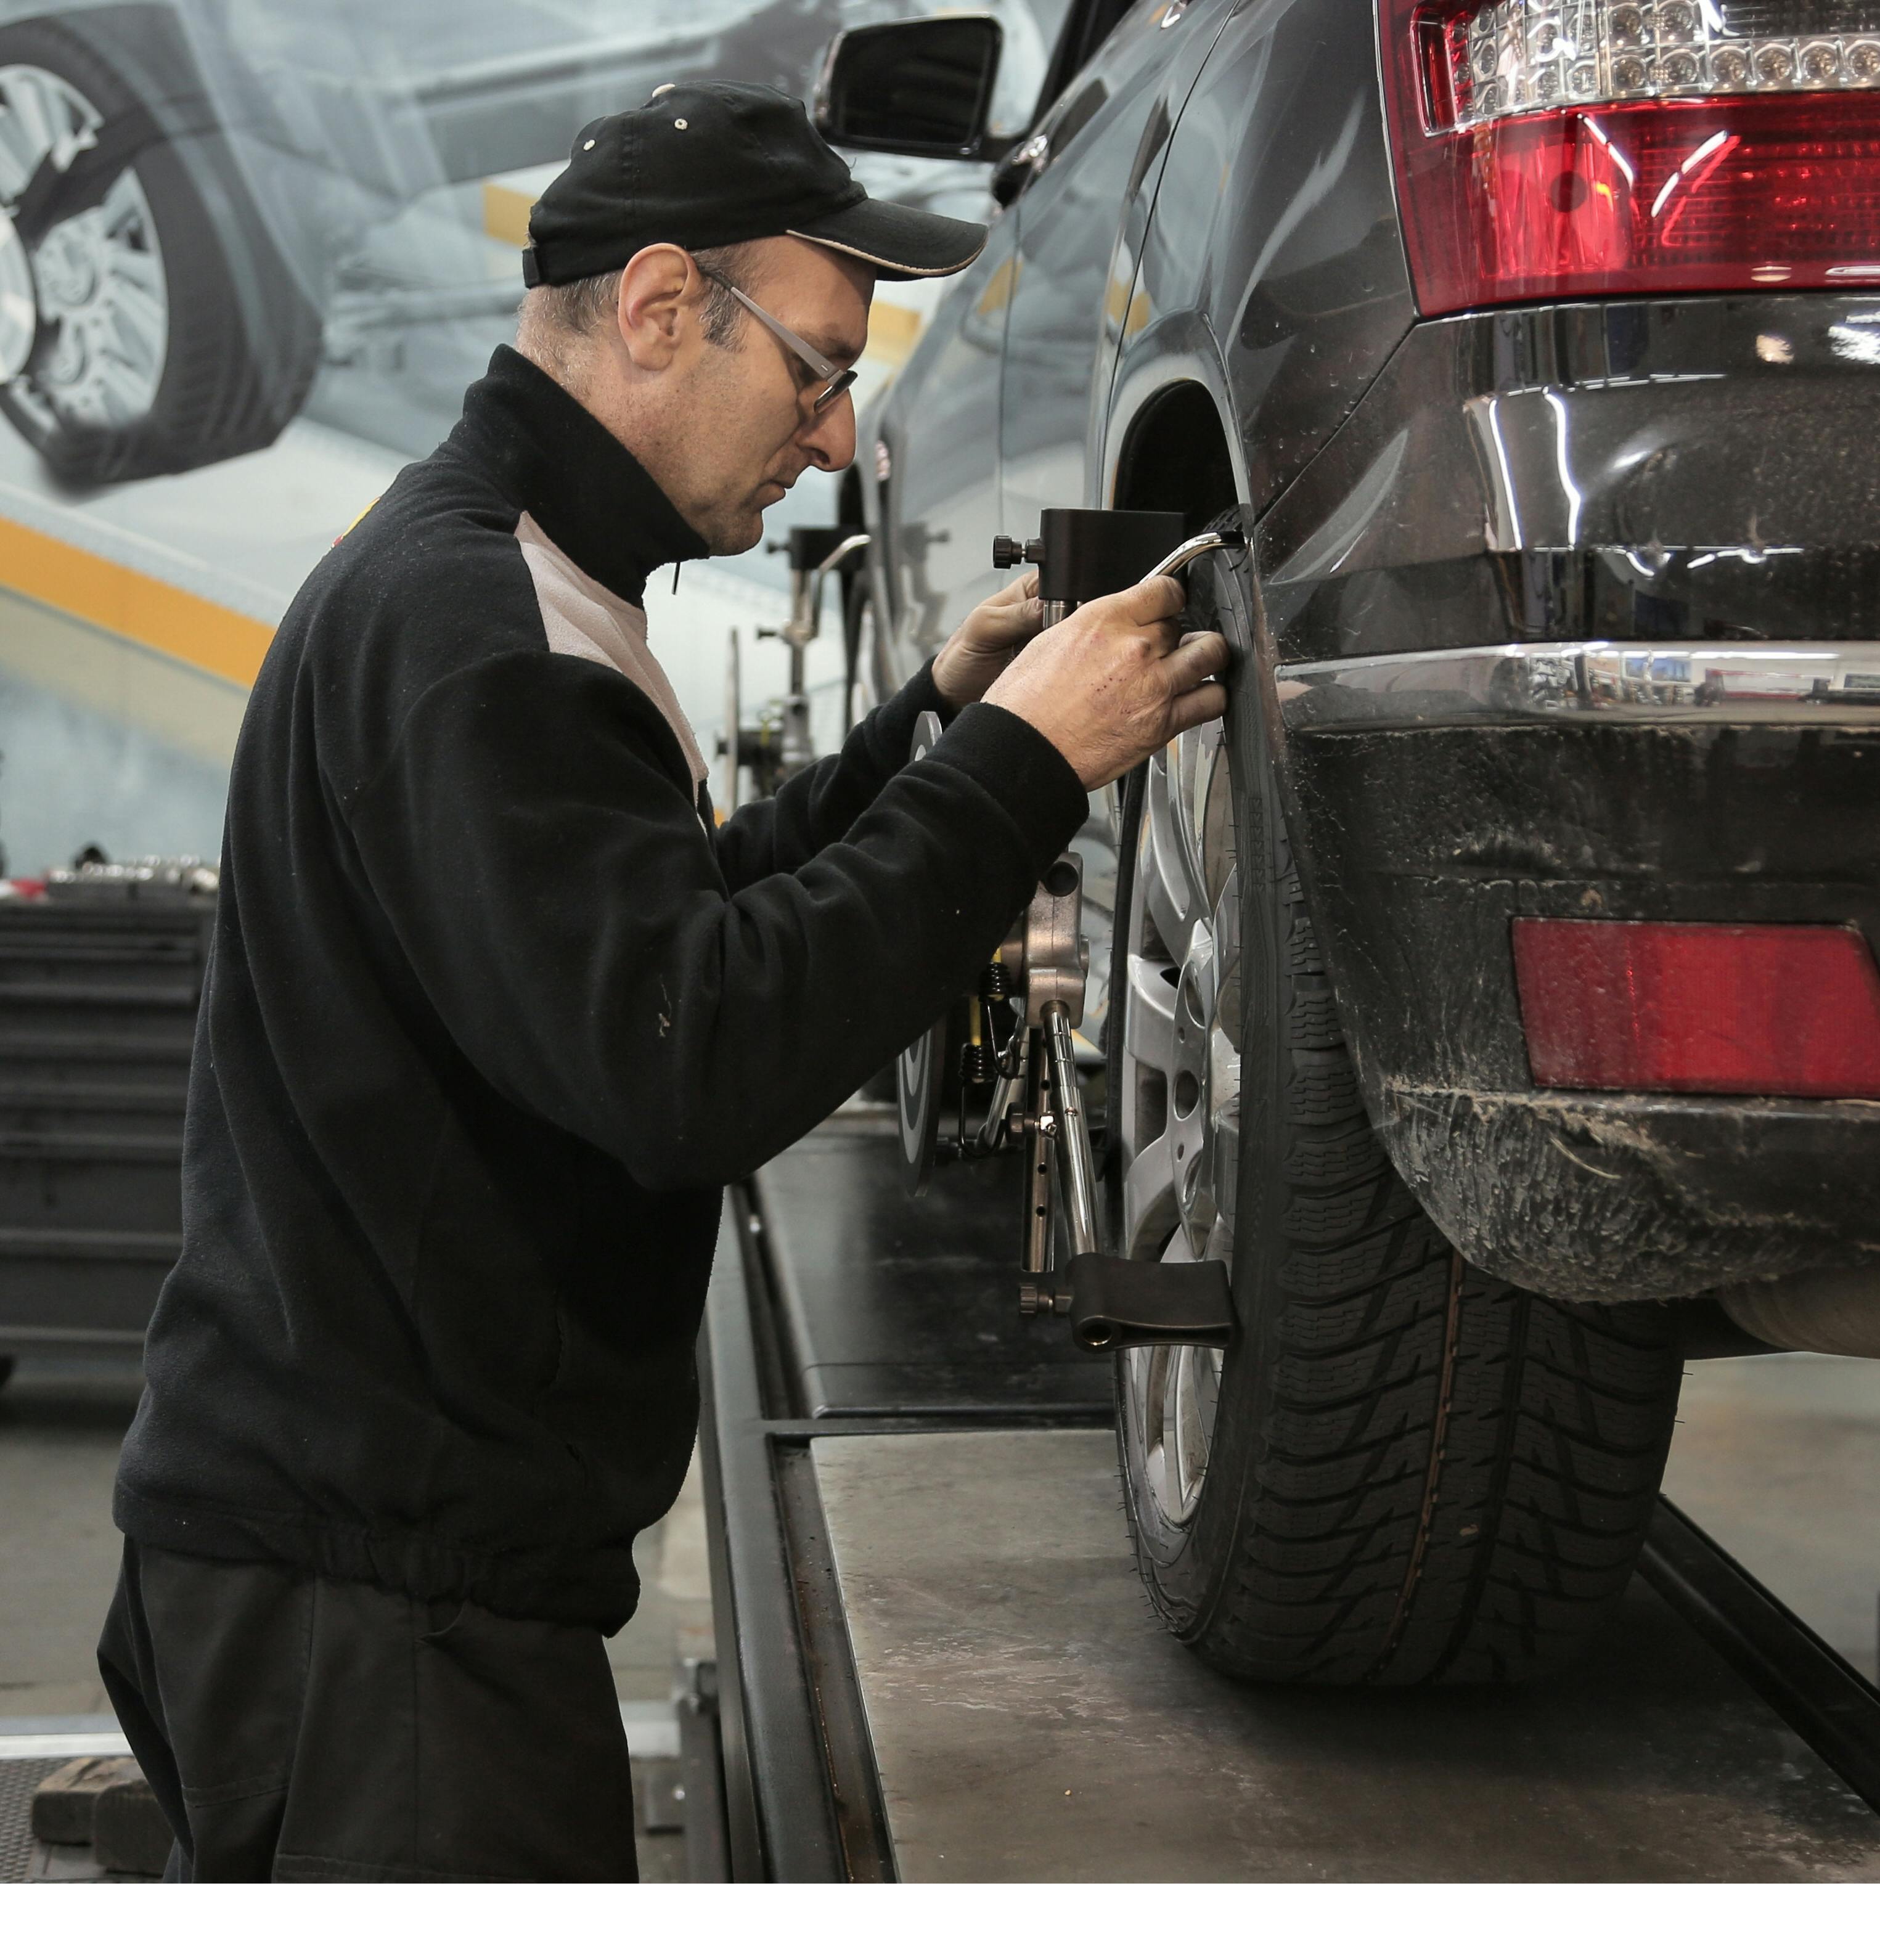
[{"left": 97, "top": 1541, "right": 637, "bottom": 1882}]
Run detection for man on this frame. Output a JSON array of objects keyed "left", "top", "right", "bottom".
[{"left": 98, "top": 84, "right": 1227, "bottom": 1881}]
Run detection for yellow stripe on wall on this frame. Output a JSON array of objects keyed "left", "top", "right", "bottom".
[
  {"left": 483, "top": 181, "right": 534, "bottom": 250},
  {"left": 0, "top": 513, "right": 274, "bottom": 689},
  {"left": 865, "top": 300, "right": 923, "bottom": 365}
]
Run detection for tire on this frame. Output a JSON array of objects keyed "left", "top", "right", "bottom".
[
  {"left": 1107, "top": 542, "right": 1685, "bottom": 1686},
  {"left": 0, "top": 15, "right": 321, "bottom": 486},
  {"left": 0, "top": 1355, "right": 14, "bottom": 1393}
]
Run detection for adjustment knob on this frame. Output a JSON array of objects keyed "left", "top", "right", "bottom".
[{"left": 991, "top": 534, "right": 1045, "bottom": 570}]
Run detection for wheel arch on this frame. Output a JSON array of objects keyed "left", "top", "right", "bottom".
[{"left": 1102, "top": 332, "right": 1247, "bottom": 529}]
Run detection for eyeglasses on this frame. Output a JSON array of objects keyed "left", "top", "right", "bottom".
[{"left": 696, "top": 266, "right": 858, "bottom": 420}]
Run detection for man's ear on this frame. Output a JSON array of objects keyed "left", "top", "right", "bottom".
[{"left": 613, "top": 244, "right": 697, "bottom": 375}]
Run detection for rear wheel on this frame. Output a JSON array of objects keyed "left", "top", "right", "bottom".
[{"left": 1108, "top": 547, "right": 1685, "bottom": 1685}]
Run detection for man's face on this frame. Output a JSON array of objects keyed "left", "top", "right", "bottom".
[{"left": 656, "top": 237, "right": 872, "bottom": 555}]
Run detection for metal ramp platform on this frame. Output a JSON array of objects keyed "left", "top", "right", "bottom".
[{"left": 696, "top": 1120, "right": 1880, "bottom": 1882}]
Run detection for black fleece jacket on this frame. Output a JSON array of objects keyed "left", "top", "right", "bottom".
[{"left": 113, "top": 347, "right": 1087, "bottom": 1630}]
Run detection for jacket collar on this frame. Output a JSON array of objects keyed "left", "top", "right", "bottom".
[{"left": 451, "top": 345, "right": 709, "bottom": 606}]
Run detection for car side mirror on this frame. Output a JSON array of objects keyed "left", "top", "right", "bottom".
[{"left": 814, "top": 15, "right": 1006, "bottom": 162}]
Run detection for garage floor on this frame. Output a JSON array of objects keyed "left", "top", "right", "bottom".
[
  {"left": 815, "top": 1427, "right": 1880, "bottom": 1880},
  {"left": 2, "top": 1344, "right": 1876, "bottom": 1877},
  {"left": 0, "top": 1361, "right": 137, "bottom": 1723},
  {"left": 1664, "top": 1354, "right": 1880, "bottom": 1688}
]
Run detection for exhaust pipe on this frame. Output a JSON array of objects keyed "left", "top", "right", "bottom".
[{"left": 1717, "top": 1267, "right": 1880, "bottom": 1361}]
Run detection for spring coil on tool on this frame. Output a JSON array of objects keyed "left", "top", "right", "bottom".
[{"left": 962, "top": 994, "right": 995, "bottom": 1085}]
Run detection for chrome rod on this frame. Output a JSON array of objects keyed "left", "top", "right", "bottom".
[
  {"left": 1145, "top": 529, "right": 1238, "bottom": 584},
  {"left": 807, "top": 531, "right": 871, "bottom": 646},
  {"left": 1042, "top": 1000, "right": 1100, "bottom": 1260},
  {"left": 1018, "top": 1034, "right": 1056, "bottom": 1315}
]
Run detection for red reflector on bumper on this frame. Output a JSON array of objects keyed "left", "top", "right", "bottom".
[{"left": 1512, "top": 920, "right": 1880, "bottom": 1098}]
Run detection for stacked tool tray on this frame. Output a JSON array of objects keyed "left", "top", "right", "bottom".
[{"left": 0, "top": 896, "right": 208, "bottom": 1363}]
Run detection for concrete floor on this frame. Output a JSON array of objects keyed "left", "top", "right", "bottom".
[
  {"left": 1664, "top": 1351, "right": 1880, "bottom": 1686},
  {"left": 0, "top": 1361, "right": 135, "bottom": 1722},
  {"left": 818, "top": 1428, "right": 1880, "bottom": 1881},
  {"left": 1, "top": 1342, "right": 1875, "bottom": 1872}
]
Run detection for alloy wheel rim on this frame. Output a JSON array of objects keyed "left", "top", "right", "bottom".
[
  {"left": 0, "top": 65, "right": 168, "bottom": 425},
  {"left": 1119, "top": 719, "right": 1239, "bottom": 1528}
]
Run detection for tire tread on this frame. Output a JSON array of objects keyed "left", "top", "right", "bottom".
[{"left": 1119, "top": 803, "right": 1683, "bottom": 1686}]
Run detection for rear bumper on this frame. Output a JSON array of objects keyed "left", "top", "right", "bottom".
[
  {"left": 1254, "top": 292, "right": 1880, "bottom": 1300},
  {"left": 1270, "top": 643, "right": 1880, "bottom": 1300}
]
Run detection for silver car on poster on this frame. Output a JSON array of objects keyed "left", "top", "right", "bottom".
[{"left": 0, "top": 1, "right": 1056, "bottom": 483}]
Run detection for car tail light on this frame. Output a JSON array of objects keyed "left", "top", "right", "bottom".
[
  {"left": 1512, "top": 918, "right": 1880, "bottom": 1095},
  {"left": 1380, "top": 0, "right": 1880, "bottom": 314}
]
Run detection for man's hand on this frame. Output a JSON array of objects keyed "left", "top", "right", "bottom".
[
  {"left": 932, "top": 569, "right": 1044, "bottom": 709},
  {"left": 983, "top": 575, "right": 1228, "bottom": 790}
]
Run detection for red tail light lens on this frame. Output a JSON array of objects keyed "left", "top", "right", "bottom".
[
  {"left": 1512, "top": 918, "right": 1880, "bottom": 1096},
  {"left": 1381, "top": 0, "right": 1880, "bottom": 314}
]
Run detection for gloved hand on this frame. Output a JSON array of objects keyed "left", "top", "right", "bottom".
[{"left": 932, "top": 568, "right": 1044, "bottom": 709}]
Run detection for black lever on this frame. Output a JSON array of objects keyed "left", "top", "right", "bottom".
[{"left": 1063, "top": 1254, "right": 1236, "bottom": 1353}]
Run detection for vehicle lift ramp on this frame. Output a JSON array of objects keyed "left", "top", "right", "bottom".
[{"left": 690, "top": 1117, "right": 1880, "bottom": 1883}]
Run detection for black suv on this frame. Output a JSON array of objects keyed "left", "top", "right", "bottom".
[{"left": 824, "top": 0, "right": 1880, "bottom": 1685}]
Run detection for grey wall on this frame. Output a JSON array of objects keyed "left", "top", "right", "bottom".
[{"left": 0, "top": 594, "right": 240, "bottom": 880}]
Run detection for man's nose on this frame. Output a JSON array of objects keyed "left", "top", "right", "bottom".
[{"left": 801, "top": 393, "right": 857, "bottom": 474}]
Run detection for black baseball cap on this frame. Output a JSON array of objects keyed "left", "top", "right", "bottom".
[{"left": 521, "top": 82, "right": 988, "bottom": 288}]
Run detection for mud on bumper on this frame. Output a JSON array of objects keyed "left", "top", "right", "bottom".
[{"left": 1272, "top": 647, "right": 1880, "bottom": 1302}]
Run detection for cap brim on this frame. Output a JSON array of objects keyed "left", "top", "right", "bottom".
[{"left": 788, "top": 196, "right": 987, "bottom": 281}]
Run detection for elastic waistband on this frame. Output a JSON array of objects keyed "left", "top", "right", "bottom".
[{"left": 113, "top": 1481, "right": 638, "bottom": 1633}]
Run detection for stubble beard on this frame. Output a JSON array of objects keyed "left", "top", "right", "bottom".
[{"left": 695, "top": 500, "right": 766, "bottom": 557}]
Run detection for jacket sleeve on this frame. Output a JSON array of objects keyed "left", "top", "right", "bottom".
[
  {"left": 345, "top": 650, "right": 1085, "bottom": 1191},
  {"left": 711, "top": 660, "right": 951, "bottom": 891}
]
